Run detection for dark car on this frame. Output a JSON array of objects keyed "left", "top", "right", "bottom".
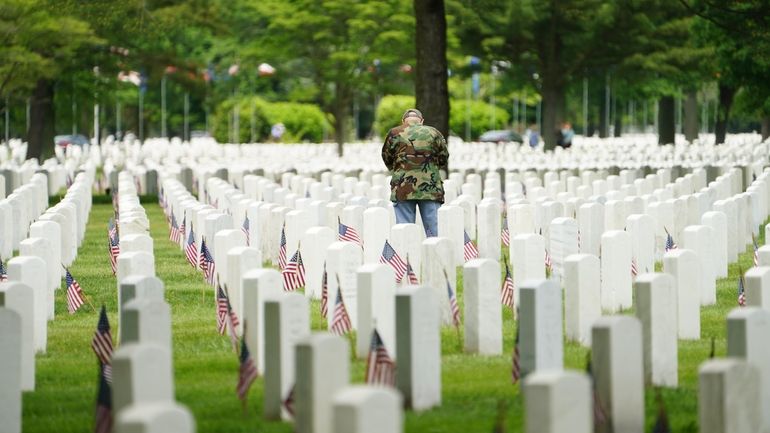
[
  {"left": 54, "top": 134, "right": 90, "bottom": 148},
  {"left": 478, "top": 130, "right": 523, "bottom": 144}
]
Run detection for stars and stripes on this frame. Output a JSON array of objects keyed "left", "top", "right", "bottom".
[
  {"left": 185, "top": 225, "right": 198, "bottom": 268},
  {"left": 169, "top": 213, "right": 180, "bottom": 243},
  {"left": 501, "top": 260, "right": 514, "bottom": 309},
  {"left": 65, "top": 268, "right": 85, "bottom": 314},
  {"left": 320, "top": 263, "right": 328, "bottom": 319},
  {"left": 544, "top": 249, "right": 553, "bottom": 273},
  {"left": 631, "top": 257, "right": 639, "bottom": 277},
  {"left": 217, "top": 285, "right": 229, "bottom": 335},
  {"left": 511, "top": 321, "right": 521, "bottom": 384},
  {"left": 94, "top": 362, "right": 113, "bottom": 433},
  {"left": 282, "top": 250, "right": 306, "bottom": 291},
  {"left": 330, "top": 286, "right": 352, "bottom": 336},
  {"left": 664, "top": 228, "right": 677, "bottom": 252},
  {"left": 278, "top": 224, "right": 287, "bottom": 270},
  {"left": 501, "top": 213, "right": 510, "bottom": 247},
  {"left": 91, "top": 306, "right": 113, "bottom": 384},
  {"left": 107, "top": 218, "right": 120, "bottom": 276},
  {"left": 242, "top": 216, "right": 250, "bottom": 246},
  {"left": 236, "top": 337, "right": 258, "bottom": 401},
  {"left": 365, "top": 329, "right": 396, "bottom": 386},
  {"left": 200, "top": 238, "right": 216, "bottom": 286},
  {"left": 463, "top": 230, "right": 479, "bottom": 262},
  {"left": 738, "top": 271, "right": 747, "bottom": 307},
  {"left": 380, "top": 240, "right": 407, "bottom": 283},
  {"left": 752, "top": 233, "right": 759, "bottom": 267},
  {"left": 338, "top": 218, "right": 362, "bottom": 247},
  {"left": 405, "top": 255, "right": 419, "bottom": 285},
  {"left": 177, "top": 215, "right": 186, "bottom": 245},
  {"left": 0, "top": 258, "right": 7, "bottom": 282},
  {"left": 446, "top": 277, "right": 461, "bottom": 328}
]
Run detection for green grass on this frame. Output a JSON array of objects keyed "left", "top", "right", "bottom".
[{"left": 21, "top": 201, "right": 766, "bottom": 432}]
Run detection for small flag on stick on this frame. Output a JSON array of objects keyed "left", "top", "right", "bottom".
[{"left": 65, "top": 268, "right": 86, "bottom": 314}]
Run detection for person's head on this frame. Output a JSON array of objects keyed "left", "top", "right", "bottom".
[{"left": 402, "top": 108, "right": 424, "bottom": 125}]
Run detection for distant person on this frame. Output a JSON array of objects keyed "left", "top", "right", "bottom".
[
  {"left": 558, "top": 121, "right": 574, "bottom": 148},
  {"left": 527, "top": 124, "right": 539, "bottom": 148},
  {"left": 381, "top": 108, "right": 448, "bottom": 237},
  {"left": 270, "top": 122, "right": 286, "bottom": 142}
]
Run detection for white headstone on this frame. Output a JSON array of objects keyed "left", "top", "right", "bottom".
[
  {"left": 0, "top": 282, "right": 34, "bottom": 390},
  {"left": 600, "top": 230, "right": 632, "bottom": 312},
  {"left": 227, "top": 246, "right": 261, "bottom": 335},
  {"left": 702, "top": 211, "right": 728, "bottom": 278},
  {"left": 326, "top": 242, "right": 363, "bottom": 330},
  {"left": 355, "top": 264, "right": 396, "bottom": 359},
  {"left": 332, "top": 386, "right": 403, "bottom": 433},
  {"left": 295, "top": 333, "right": 350, "bottom": 433},
  {"left": 727, "top": 307, "right": 770, "bottom": 432},
  {"left": 523, "top": 371, "right": 591, "bottom": 433},
  {"left": 591, "top": 316, "right": 645, "bottom": 432},
  {"left": 395, "top": 285, "right": 441, "bottom": 411},
  {"left": 463, "top": 258, "right": 502, "bottom": 354},
  {"left": 242, "top": 269, "right": 282, "bottom": 374},
  {"left": 663, "top": 249, "right": 700, "bottom": 339},
  {"left": 682, "top": 225, "right": 716, "bottom": 305},
  {"left": 564, "top": 254, "right": 601, "bottom": 346},
  {"left": 112, "top": 343, "right": 174, "bottom": 414},
  {"left": 420, "top": 237, "right": 456, "bottom": 326},
  {"left": 0, "top": 307, "right": 21, "bottom": 433},
  {"left": 699, "top": 359, "right": 760, "bottom": 433},
  {"left": 519, "top": 279, "right": 563, "bottom": 377},
  {"left": 745, "top": 266, "right": 770, "bottom": 311},
  {"left": 7, "top": 256, "right": 47, "bottom": 353},
  {"left": 634, "top": 273, "right": 678, "bottom": 387}
]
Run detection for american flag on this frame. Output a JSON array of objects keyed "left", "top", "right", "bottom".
[
  {"left": 177, "top": 215, "right": 186, "bottom": 245},
  {"left": 380, "top": 240, "right": 407, "bottom": 283},
  {"left": 631, "top": 257, "right": 639, "bottom": 277},
  {"left": 216, "top": 285, "right": 229, "bottom": 335},
  {"left": 365, "top": 329, "right": 396, "bottom": 386},
  {"left": 511, "top": 321, "right": 520, "bottom": 384},
  {"left": 501, "top": 213, "right": 510, "bottom": 247},
  {"left": 236, "top": 337, "right": 258, "bottom": 401},
  {"left": 652, "top": 392, "right": 671, "bottom": 433},
  {"left": 169, "top": 213, "right": 179, "bottom": 242},
  {"left": 185, "top": 225, "right": 198, "bottom": 268},
  {"left": 320, "top": 263, "right": 328, "bottom": 319},
  {"left": 94, "top": 362, "right": 113, "bottom": 433},
  {"left": 738, "top": 272, "right": 747, "bottom": 307},
  {"left": 446, "top": 277, "right": 461, "bottom": 328},
  {"left": 222, "top": 286, "right": 240, "bottom": 351},
  {"left": 282, "top": 250, "right": 306, "bottom": 291},
  {"left": 242, "top": 216, "right": 250, "bottom": 246},
  {"left": 278, "top": 225, "right": 287, "bottom": 270},
  {"left": 544, "top": 249, "right": 552, "bottom": 273},
  {"left": 91, "top": 306, "right": 113, "bottom": 383},
  {"left": 664, "top": 228, "right": 677, "bottom": 252},
  {"left": 501, "top": 260, "right": 514, "bottom": 309},
  {"left": 200, "top": 239, "right": 216, "bottom": 286},
  {"left": 107, "top": 218, "right": 119, "bottom": 276},
  {"left": 463, "top": 230, "right": 479, "bottom": 262},
  {"left": 282, "top": 385, "right": 295, "bottom": 417},
  {"left": 65, "top": 268, "right": 85, "bottom": 314},
  {"left": 752, "top": 233, "right": 759, "bottom": 267},
  {"left": 330, "top": 285, "right": 352, "bottom": 335},
  {"left": 0, "top": 258, "right": 7, "bottom": 282},
  {"left": 338, "top": 218, "right": 362, "bottom": 247},
  {"left": 405, "top": 255, "right": 419, "bottom": 285}
]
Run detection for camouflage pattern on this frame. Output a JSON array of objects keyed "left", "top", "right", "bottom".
[{"left": 382, "top": 123, "right": 448, "bottom": 202}]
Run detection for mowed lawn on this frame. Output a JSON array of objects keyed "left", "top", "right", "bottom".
[{"left": 22, "top": 200, "right": 764, "bottom": 432}]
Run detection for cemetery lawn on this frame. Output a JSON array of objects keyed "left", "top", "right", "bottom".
[{"left": 22, "top": 201, "right": 764, "bottom": 432}]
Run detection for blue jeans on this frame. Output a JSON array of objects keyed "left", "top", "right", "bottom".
[{"left": 393, "top": 200, "right": 441, "bottom": 237}]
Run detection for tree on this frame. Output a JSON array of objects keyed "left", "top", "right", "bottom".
[{"left": 414, "top": 0, "right": 449, "bottom": 137}]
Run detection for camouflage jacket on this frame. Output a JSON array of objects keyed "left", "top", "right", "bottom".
[{"left": 381, "top": 123, "right": 448, "bottom": 203}]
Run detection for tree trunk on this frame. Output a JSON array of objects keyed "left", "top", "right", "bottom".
[
  {"left": 683, "top": 90, "right": 698, "bottom": 142},
  {"left": 414, "top": 0, "right": 449, "bottom": 138},
  {"left": 714, "top": 83, "right": 735, "bottom": 145},
  {"left": 658, "top": 96, "right": 675, "bottom": 145},
  {"left": 761, "top": 116, "right": 770, "bottom": 141},
  {"left": 613, "top": 101, "right": 622, "bottom": 137},
  {"left": 599, "top": 93, "right": 609, "bottom": 138},
  {"left": 541, "top": 80, "right": 565, "bottom": 151},
  {"left": 27, "top": 79, "right": 56, "bottom": 161},
  {"left": 333, "top": 81, "right": 352, "bottom": 157}
]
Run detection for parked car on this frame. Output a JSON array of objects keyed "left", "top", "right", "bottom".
[
  {"left": 54, "top": 134, "right": 89, "bottom": 148},
  {"left": 478, "top": 130, "right": 523, "bottom": 144}
]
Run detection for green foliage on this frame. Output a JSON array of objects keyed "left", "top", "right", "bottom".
[
  {"left": 263, "top": 102, "right": 329, "bottom": 143},
  {"left": 212, "top": 96, "right": 328, "bottom": 143},
  {"left": 373, "top": 94, "right": 415, "bottom": 137},
  {"left": 449, "top": 99, "right": 509, "bottom": 139}
]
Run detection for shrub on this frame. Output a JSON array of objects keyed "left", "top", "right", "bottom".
[
  {"left": 212, "top": 97, "right": 328, "bottom": 143},
  {"left": 373, "top": 95, "right": 415, "bottom": 137},
  {"left": 449, "top": 99, "right": 509, "bottom": 140}
]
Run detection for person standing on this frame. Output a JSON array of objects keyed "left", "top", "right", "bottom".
[{"left": 381, "top": 108, "right": 448, "bottom": 237}]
